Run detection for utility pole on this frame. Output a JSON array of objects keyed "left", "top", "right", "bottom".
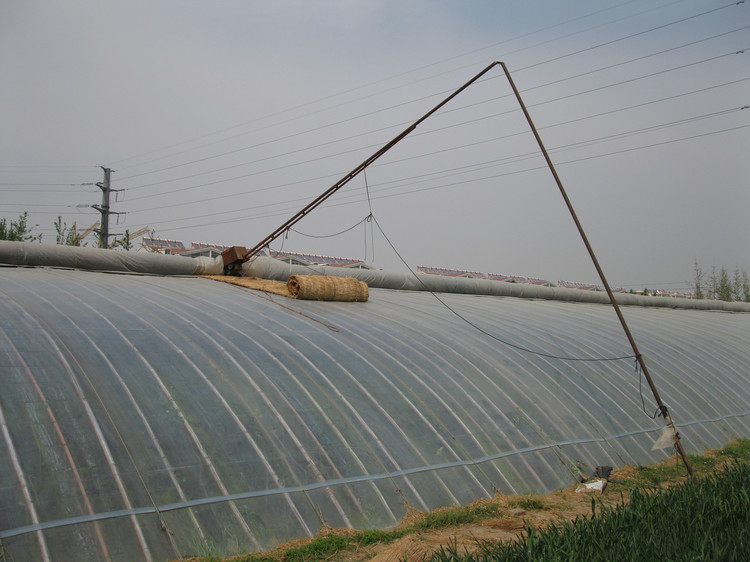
[{"left": 92, "top": 166, "right": 124, "bottom": 248}]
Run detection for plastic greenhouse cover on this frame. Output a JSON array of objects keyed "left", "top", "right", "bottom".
[{"left": 0, "top": 266, "right": 748, "bottom": 561}]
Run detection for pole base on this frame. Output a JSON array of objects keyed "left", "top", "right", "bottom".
[{"left": 221, "top": 246, "right": 247, "bottom": 276}]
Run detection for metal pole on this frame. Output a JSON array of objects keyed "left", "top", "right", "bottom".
[
  {"left": 499, "top": 61, "right": 693, "bottom": 478},
  {"left": 242, "top": 61, "right": 504, "bottom": 262}
]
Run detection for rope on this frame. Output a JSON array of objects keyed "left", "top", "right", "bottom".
[
  {"left": 636, "top": 359, "right": 665, "bottom": 419},
  {"left": 363, "top": 170, "right": 375, "bottom": 263},
  {"left": 363, "top": 169, "right": 374, "bottom": 216},
  {"left": 262, "top": 292, "right": 340, "bottom": 332},
  {"left": 289, "top": 214, "right": 371, "bottom": 239},
  {"left": 371, "top": 214, "right": 636, "bottom": 364}
]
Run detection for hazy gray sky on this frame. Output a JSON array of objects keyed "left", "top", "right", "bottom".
[{"left": 2, "top": 0, "right": 748, "bottom": 291}]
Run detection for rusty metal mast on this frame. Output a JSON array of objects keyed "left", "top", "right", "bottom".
[
  {"left": 226, "top": 61, "right": 504, "bottom": 270},
  {"left": 498, "top": 61, "right": 693, "bottom": 478}
]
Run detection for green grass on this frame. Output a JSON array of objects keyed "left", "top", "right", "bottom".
[
  {"left": 200, "top": 440, "right": 750, "bottom": 561},
  {"left": 718, "top": 438, "right": 750, "bottom": 460},
  {"left": 282, "top": 535, "right": 350, "bottom": 562},
  {"left": 233, "top": 505, "right": 501, "bottom": 561},
  {"left": 275, "top": 529, "right": 409, "bottom": 561},
  {"left": 611, "top": 439, "right": 750, "bottom": 489},
  {"left": 630, "top": 461, "right": 682, "bottom": 486},
  {"left": 231, "top": 504, "right": 501, "bottom": 561},
  {"left": 610, "top": 439, "right": 750, "bottom": 489},
  {"left": 432, "top": 459, "right": 750, "bottom": 561},
  {"left": 509, "top": 497, "right": 547, "bottom": 511},
  {"left": 410, "top": 504, "right": 500, "bottom": 531}
]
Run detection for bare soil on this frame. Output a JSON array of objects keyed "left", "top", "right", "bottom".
[
  {"left": 333, "top": 475, "right": 626, "bottom": 562},
  {"left": 191, "top": 450, "right": 727, "bottom": 562}
]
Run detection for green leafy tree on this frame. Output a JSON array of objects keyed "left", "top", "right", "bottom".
[
  {"left": 709, "top": 266, "right": 719, "bottom": 300},
  {"left": 731, "top": 267, "right": 750, "bottom": 302},
  {"left": 694, "top": 261, "right": 750, "bottom": 302},
  {"left": 693, "top": 259, "right": 705, "bottom": 299},
  {"left": 112, "top": 229, "right": 133, "bottom": 251},
  {"left": 54, "top": 216, "right": 83, "bottom": 246},
  {"left": 732, "top": 266, "right": 745, "bottom": 301},
  {"left": 717, "top": 267, "right": 733, "bottom": 302},
  {"left": 0, "top": 212, "right": 42, "bottom": 242}
]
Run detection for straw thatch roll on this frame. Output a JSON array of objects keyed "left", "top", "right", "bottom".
[{"left": 287, "top": 275, "right": 369, "bottom": 302}]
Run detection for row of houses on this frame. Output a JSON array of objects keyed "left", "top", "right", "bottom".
[
  {"left": 415, "top": 265, "right": 695, "bottom": 298},
  {"left": 417, "top": 265, "right": 553, "bottom": 286},
  {"left": 141, "top": 237, "right": 374, "bottom": 269}
]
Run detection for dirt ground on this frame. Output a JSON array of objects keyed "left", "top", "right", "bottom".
[
  {"left": 238, "top": 463, "right": 661, "bottom": 562},
  {"left": 185, "top": 446, "right": 741, "bottom": 562},
  {"left": 332, "top": 473, "right": 626, "bottom": 562},
  {"left": 179, "top": 444, "right": 745, "bottom": 562}
]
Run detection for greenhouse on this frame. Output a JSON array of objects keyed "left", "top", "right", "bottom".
[{"left": 1, "top": 242, "right": 749, "bottom": 561}]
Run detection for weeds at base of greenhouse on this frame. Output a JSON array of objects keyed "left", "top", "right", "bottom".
[{"left": 186, "top": 438, "right": 750, "bottom": 562}]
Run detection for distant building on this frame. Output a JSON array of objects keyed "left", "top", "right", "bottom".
[
  {"left": 141, "top": 237, "right": 186, "bottom": 254},
  {"left": 419, "top": 265, "right": 553, "bottom": 287},
  {"left": 269, "top": 250, "right": 373, "bottom": 269},
  {"left": 180, "top": 242, "right": 232, "bottom": 259}
]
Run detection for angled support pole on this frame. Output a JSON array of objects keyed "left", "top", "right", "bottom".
[
  {"left": 225, "top": 61, "right": 506, "bottom": 273},
  {"left": 499, "top": 61, "right": 693, "bottom": 479}
]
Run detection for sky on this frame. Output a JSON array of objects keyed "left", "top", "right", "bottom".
[{"left": 2, "top": 0, "right": 748, "bottom": 292}]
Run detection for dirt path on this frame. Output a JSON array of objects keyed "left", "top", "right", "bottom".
[
  {"left": 340, "top": 480, "right": 623, "bottom": 561},
  {"left": 189, "top": 451, "right": 730, "bottom": 562},
  {"left": 238, "top": 464, "right": 648, "bottom": 562}
]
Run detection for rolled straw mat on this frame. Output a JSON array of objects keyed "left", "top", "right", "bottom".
[{"left": 287, "top": 274, "right": 369, "bottom": 302}]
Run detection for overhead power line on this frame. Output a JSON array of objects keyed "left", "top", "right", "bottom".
[
  {"left": 0, "top": 182, "right": 94, "bottom": 187},
  {"left": 139, "top": 121, "right": 750, "bottom": 234},
  {"left": 111, "top": 0, "right": 651, "bottom": 172},
  {"left": 113, "top": 0, "right": 742, "bottom": 180},
  {"left": 119, "top": 40, "right": 748, "bottom": 201},
  {"left": 123, "top": 88, "right": 749, "bottom": 212},
  {"left": 520, "top": 0, "right": 743, "bottom": 73}
]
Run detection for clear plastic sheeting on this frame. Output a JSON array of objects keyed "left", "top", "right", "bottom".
[{"left": 0, "top": 266, "right": 748, "bottom": 561}]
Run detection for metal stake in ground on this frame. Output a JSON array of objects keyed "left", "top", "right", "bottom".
[{"left": 499, "top": 61, "right": 694, "bottom": 479}]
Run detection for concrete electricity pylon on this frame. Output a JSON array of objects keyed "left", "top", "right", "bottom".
[{"left": 91, "top": 166, "right": 124, "bottom": 248}]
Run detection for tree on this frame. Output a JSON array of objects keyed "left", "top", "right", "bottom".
[
  {"left": 54, "top": 216, "right": 82, "bottom": 246},
  {"left": 115, "top": 229, "right": 133, "bottom": 251},
  {"left": 0, "top": 212, "right": 41, "bottom": 242},
  {"left": 717, "top": 267, "right": 733, "bottom": 302},
  {"left": 730, "top": 267, "right": 750, "bottom": 303},
  {"left": 694, "top": 260, "right": 750, "bottom": 302},
  {"left": 693, "top": 259, "right": 705, "bottom": 300},
  {"left": 709, "top": 266, "right": 718, "bottom": 300}
]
